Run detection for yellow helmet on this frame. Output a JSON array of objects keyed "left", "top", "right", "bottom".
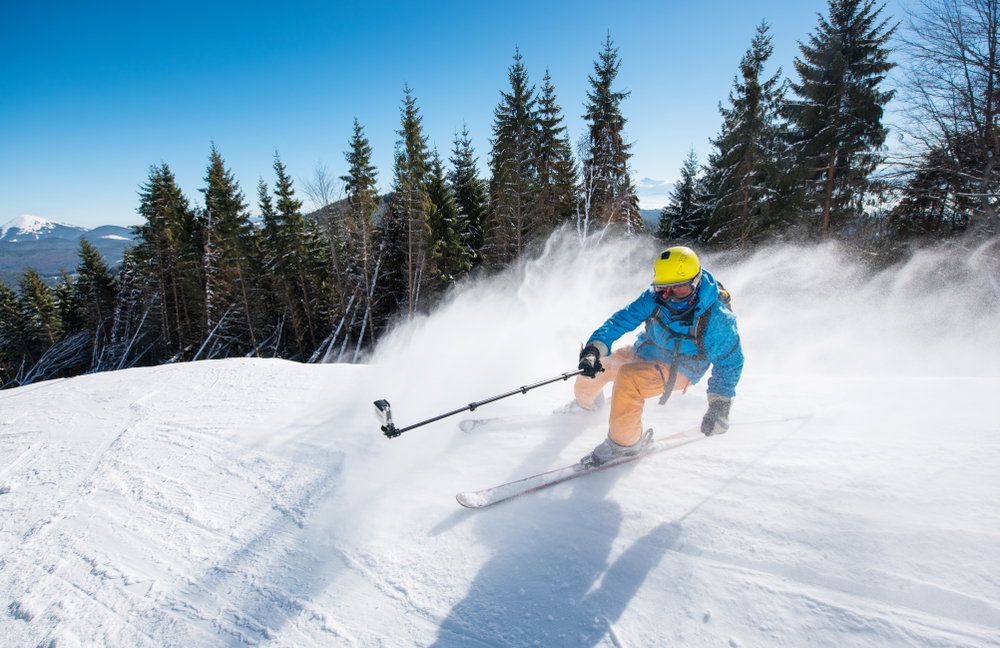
[{"left": 652, "top": 247, "right": 701, "bottom": 285}]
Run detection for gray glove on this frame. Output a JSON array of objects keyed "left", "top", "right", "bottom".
[{"left": 701, "top": 393, "right": 732, "bottom": 436}]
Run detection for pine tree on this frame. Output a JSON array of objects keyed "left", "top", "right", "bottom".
[
  {"left": 582, "top": 33, "right": 640, "bottom": 233},
  {"left": 19, "top": 268, "right": 63, "bottom": 356},
  {"left": 889, "top": 134, "right": 978, "bottom": 239},
  {"left": 75, "top": 237, "right": 117, "bottom": 333},
  {"left": 55, "top": 270, "right": 84, "bottom": 338},
  {"left": 373, "top": 190, "right": 408, "bottom": 328},
  {"left": 99, "top": 247, "right": 155, "bottom": 372},
  {"left": 703, "top": 22, "right": 788, "bottom": 248},
  {"left": 487, "top": 47, "right": 538, "bottom": 269},
  {"left": 387, "top": 84, "right": 434, "bottom": 318},
  {"left": 256, "top": 178, "right": 287, "bottom": 356},
  {"left": 200, "top": 143, "right": 261, "bottom": 357},
  {"left": 785, "top": 0, "right": 897, "bottom": 240},
  {"left": 339, "top": 119, "right": 381, "bottom": 351},
  {"left": 535, "top": 69, "right": 578, "bottom": 238},
  {"left": 268, "top": 153, "right": 327, "bottom": 354},
  {"left": 133, "top": 162, "right": 201, "bottom": 358},
  {"left": 427, "top": 148, "right": 473, "bottom": 287},
  {"left": 449, "top": 125, "right": 489, "bottom": 267},
  {"left": 73, "top": 237, "right": 119, "bottom": 362},
  {"left": 658, "top": 149, "right": 708, "bottom": 242},
  {"left": 0, "top": 279, "right": 23, "bottom": 385}
]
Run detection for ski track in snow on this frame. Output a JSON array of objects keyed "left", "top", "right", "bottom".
[
  {"left": 2, "top": 368, "right": 999, "bottom": 647},
  {"left": 2, "top": 241, "right": 1000, "bottom": 647},
  {"left": 0, "top": 361, "right": 367, "bottom": 647}
]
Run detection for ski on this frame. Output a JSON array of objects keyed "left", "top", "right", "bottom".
[
  {"left": 456, "top": 426, "right": 704, "bottom": 508},
  {"left": 458, "top": 413, "right": 548, "bottom": 432},
  {"left": 458, "top": 409, "right": 604, "bottom": 432}
]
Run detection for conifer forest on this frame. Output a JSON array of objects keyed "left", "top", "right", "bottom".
[{"left": 3, "top": 0, "right": 999, "bottom": 388}]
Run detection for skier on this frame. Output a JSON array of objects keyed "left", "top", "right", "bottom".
[{"left": 564, "top": 246, "right": 744, "bottom": 469}]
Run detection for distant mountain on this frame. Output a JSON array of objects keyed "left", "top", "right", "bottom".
[
  {"left": 82, "top": 224, "right": 135, "bottom": 241},
  {"left": 304, "top": 194, "right": 393, "bottom": 226},
  {"left": 0, "top": 214, "right": 90, "bottom": 242},
  {"left": 0, "top": 215, "right": 134, "bottom": 243},
  {"left": 0, "top": 216, "right": 136, "bottom": 287},
  {"left": 640, "top": 209, "right": 660, "bottom": 229}
]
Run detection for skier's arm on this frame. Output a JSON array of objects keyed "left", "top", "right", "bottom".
[
  {"left": 586, "top": 291, "right": 656, "bottom": 356},
  {"left": 702, "top": 303, "right": 744, "bottom": 399}
]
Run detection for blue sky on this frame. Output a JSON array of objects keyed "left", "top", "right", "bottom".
[{"left": 1, "top": 0, "right": 907, "bottom": 228}]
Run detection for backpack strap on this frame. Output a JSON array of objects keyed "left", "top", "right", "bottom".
[
  {"left": 656, "top": 338, "right": 683, "bottom": 405},
  {"left": 691, "top": 282, "right": 732, "bottom": 362},
  {"left": 693, "top": 308, "right": 713, "bottom": 361}
]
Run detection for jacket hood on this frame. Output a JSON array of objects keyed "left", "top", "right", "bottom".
[{"left": 694, "top": 269, "right": 720, "bottom": 316}]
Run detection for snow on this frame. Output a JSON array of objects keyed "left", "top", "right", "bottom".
[
  {"left": 2, "top": 215, "right": 64, "bottom": 237},
  {"left": 0, "top": 215, "right": 56, "bottom": 237},
  {"left": 2, "top": 234, "right": 999, "bottom": 647},
  {"left": 0, "top": 215, "right": 87, "bottom": 242}
]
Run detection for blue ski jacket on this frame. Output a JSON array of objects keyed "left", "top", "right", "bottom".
[{"left": 587, "top": 269, "right": 744, "bottom": 398}]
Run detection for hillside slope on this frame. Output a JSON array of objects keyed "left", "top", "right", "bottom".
[{"left": 2, "top": 236, "right": 999, "bottom": 647}]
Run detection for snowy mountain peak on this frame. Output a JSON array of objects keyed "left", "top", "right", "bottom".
[{"left": 0, "top": 215, "right": 89, "bottom": 242}]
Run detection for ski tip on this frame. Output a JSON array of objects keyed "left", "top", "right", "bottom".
[{"left": 456, "top": 492, "right": 487, "bottom": 508}]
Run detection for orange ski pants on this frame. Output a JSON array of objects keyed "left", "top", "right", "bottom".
[{"left": 574, "top": 347, "right": 690, "bottom": 447}]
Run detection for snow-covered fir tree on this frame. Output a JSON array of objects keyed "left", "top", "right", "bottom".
[
  {"left": 448, "top": 124, "right": 489, "bottom": 268},
  {"left": 133, "top": 162, "right": 202, "bottom": 358},
  {"left": 785, "top": 0, "right": 896, "bottom": 240},
  {"left": 487, "top": 48, "right": 538, "bottom": 270},
  {"left": 263, "top": 154, "right": 330, "bottom": 354},
  {"left": 702, "top": 21, "right": 788, "bottom": 249},
  {"left": 384, "top": 84, "right": 434, "bottom": 318},
  {"left": 73, "top": 237, "right": 118, "bottom": 355},
  {"left": 200, "top": 143, "right": 261, "bottom": 358},
  {"left": 339, "top": 119, "right": 381, "bottom": 352},
  {"left": 426, "top": 148, "right": 473, "bottom": 288},
  {"left": 658, "top": 149, "right": 708, "bottom": 243},
  {"left": 581, "top": 33, "right": 640, "bottom": 234},
  {"left": 535, "top": 70, "right": 578, "bottom": 239}
]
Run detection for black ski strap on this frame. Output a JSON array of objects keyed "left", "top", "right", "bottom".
[{"left": 656, "top": 338, "right": 682, "bottom": 405}]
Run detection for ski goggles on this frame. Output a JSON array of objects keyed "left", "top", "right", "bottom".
[{"left": 652, "top": 274, "right": 700, "bottom": 300}]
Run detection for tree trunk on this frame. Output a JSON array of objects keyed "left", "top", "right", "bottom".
[{"left": 822, "top": 152, "right": 836, "bottom": 241}]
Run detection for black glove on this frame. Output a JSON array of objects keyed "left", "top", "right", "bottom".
[
  {"left": 578, "top": 344, "right": 605, "bottom": 378},
  {"left": 701, "top": 394, "right": 732, "bottom": 436}
]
